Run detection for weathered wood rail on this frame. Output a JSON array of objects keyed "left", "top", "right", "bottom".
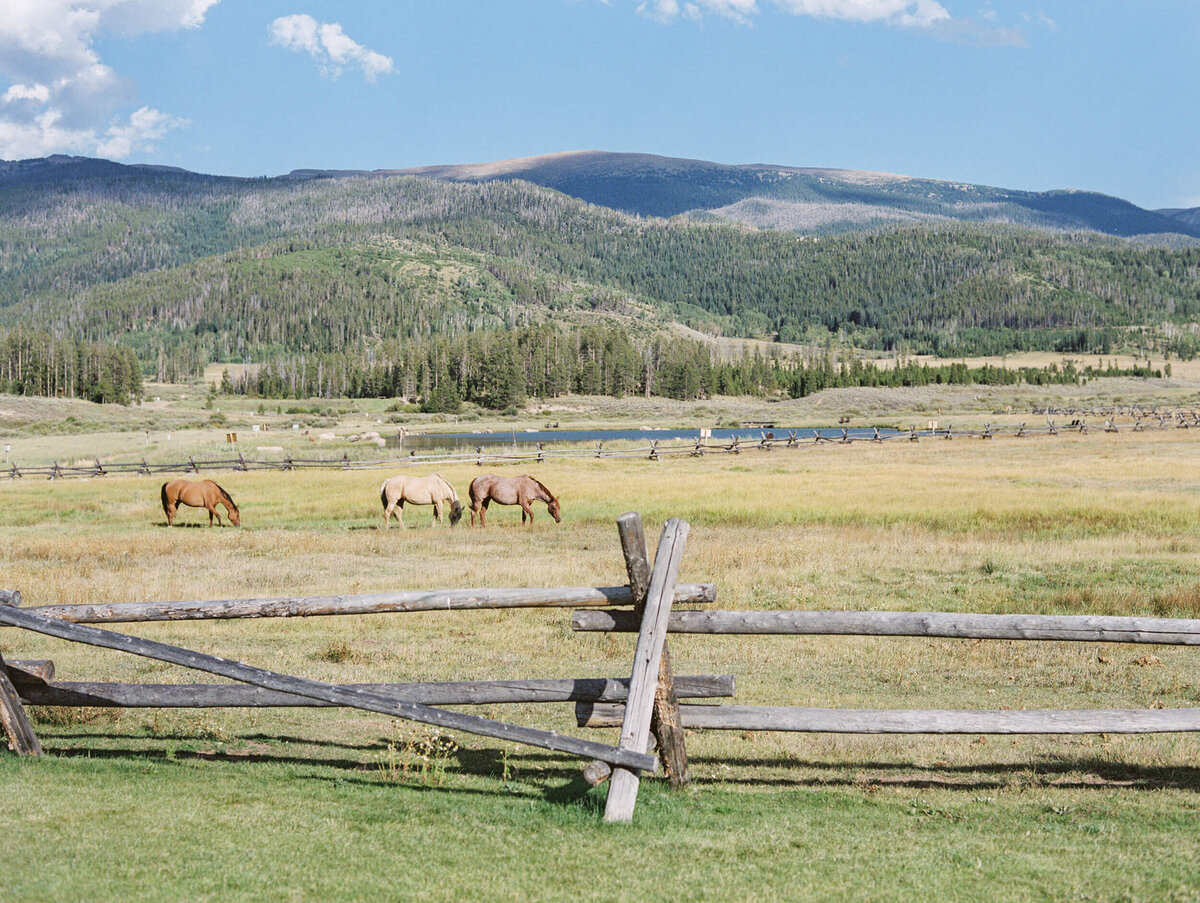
[
  {"left": 13, "top": 674, "right": 734, "bottom": 709},
  {"left": 578, "top": 704, "right": 1200, "bottom": 734},
  {"left": 0, "top": 514, "right": 709, "bottom": 822},
  {"left": 573, "top": 578, "right": 1200, "bottom": 784},
  {"left": 12, "top": 583, "right": 715, "bottom": 625},
  {"left": 0, "top": 603, "right": 658, "bottom": 770},
  {"left": 572, "top": 609, "right": 1200, "bottom": 645}
]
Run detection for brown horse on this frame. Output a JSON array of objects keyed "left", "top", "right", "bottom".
[
  {"left": 380, "top": 473, "right": 463, "bottom": 528},
  {"left": 468, "top": 474, "right": 561, "bottom": 527},
  {"left": 161, "top": 479, "right": 241, "bottom": 527}
]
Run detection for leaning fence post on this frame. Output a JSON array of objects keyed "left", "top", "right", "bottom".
[
  {"left": 604, "top": 517, "right": 689, "bottom": 823},
  {"left": 0, "top": 592, "right": 41, "bottom": 757},
  {"left": 615, "top": 513, "right": 689, "bottom": 789}
]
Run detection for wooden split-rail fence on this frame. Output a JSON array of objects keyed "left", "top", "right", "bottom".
[
  {"left": 0, "top": 516, "right": 719, "bottom": 822},
  {"left": 5, "top": 409, "right": 1198, "bottom": 481},
  {"left": 6, "top": 513, "right": 1200, "bottom": 821}
]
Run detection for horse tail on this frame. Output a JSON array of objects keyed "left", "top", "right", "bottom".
[
  {"left": 160, "top": 481, "right": 170, "bottom": 515},
  {"left": 380, "top": 479, "right": 390, "bottom": 510}
]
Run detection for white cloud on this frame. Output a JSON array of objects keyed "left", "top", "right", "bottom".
[
  {"left": 97, "top": 106, "right": 188, "bottom": 158},
  {"left": 0, "top": 0, "right": 214, "bottom": 160},
  {"left": 268, "top": 14, "right": 395, "bottom": 82},
  {"left": 773, "top": 0, "right": 950, "bottom": 27},
  {"left": 634, "top": 0, "right": 1024, "bottom": 40}
]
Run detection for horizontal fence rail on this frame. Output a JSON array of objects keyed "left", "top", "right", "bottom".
[
  {"left": 12, "top": 673, "right": 735, "bottom": 709},
  {"left": 6, "top": 409, "right": 1198, "bottom": 480},
  {"left": 5, "top": 583, "right": 715, "bottom": 625},
  {"left": 577, "top": 704, "right": 1200, "bottom": 734},
  {"left": 572, "top": 609, "right": 1200, "bottom": 645},
  {"left": 575, "top": 604, "right": 1200, "bottom": 741},
  {"left": 0, "top": 603, "right": 659, "bottom": 772}
]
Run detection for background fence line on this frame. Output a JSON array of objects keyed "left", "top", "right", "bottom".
[{"left": 6, "top": 409, "right": 1198, "bottom": 481}]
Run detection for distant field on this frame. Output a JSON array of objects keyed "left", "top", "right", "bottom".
[{"left": 3, "top": 420, "right": 1200, "bottom": 901}]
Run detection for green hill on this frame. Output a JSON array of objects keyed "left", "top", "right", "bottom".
[{"left": 2, "top": 155, "right": 1199, "bottom": 396}]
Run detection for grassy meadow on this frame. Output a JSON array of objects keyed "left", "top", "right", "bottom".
[{"left": 3, "top": 384, "right": 1200, "bottom": 901}]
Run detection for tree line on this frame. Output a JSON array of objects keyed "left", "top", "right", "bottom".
[
  {"left": 224, "top": 323, "right": 1158, "bottom": 409},
  {"left": 0, "top": 329, "right": 144, "bottom": 404}
]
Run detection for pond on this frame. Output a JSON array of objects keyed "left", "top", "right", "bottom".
[{"left": 389, "top": 425, "right": 901, "bottom": 452}]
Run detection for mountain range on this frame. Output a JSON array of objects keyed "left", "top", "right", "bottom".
[
  {"left": 1, "top": 150, "right": 1199, "bottom": 380},
  {"left": 289, "top": 150, "right": 1200, "bottom": 241},
  {"left": 4, "top": 150, "right": 1199, "bottom": 241}
]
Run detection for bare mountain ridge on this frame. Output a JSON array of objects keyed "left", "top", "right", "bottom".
[
  {"left": 2, "top": 149, "right": 1197, "bottom": 241},
  {"left": 280, "top": 150, "right": 1200, "bottom": 240}
]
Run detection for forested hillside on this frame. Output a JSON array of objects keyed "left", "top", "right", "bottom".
[{"left": 2, "top": 156, "right": 1199, "bottom": 404}]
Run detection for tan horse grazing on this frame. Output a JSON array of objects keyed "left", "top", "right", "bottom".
[
  {"left": 380, "top": 473, "right": 463, "bottom": 528},
  {"left": 161, "top": 479, "right": 241, "bottom": 527},
  {"left": 468, "top": 474, "right": 561, "bottom": 527}
]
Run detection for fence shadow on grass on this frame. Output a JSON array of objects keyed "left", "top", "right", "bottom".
[
  {"left": 687, "top": 755, "right": 1200, "bottom": 792},
  {"left": 39, "top": 732, "right": 601, "bottom": 805}
]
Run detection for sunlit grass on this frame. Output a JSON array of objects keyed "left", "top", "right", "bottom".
[{"left": 3, "top": 427, "right": 1200, "bottom": 900}]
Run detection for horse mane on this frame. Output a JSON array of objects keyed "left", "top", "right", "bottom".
[
  {"left": 210, "top": 481, "right": 238, "bottom": 510},
  {"left": 528, "top": 476, "right": 556, "bottom": 501},
  {"left": 434, "top": 474, "right": 459, "bottom": 502}
]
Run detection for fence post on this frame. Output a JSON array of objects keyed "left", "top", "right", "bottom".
[
  {"left": 604, "top": 517, "right": 689, "bottom": 823},
  {"left": 615, "top": 513, "right": 690, "bottom": 789},
  {"left": 0, "top": 592, "right": 41, "bottom": 757}
]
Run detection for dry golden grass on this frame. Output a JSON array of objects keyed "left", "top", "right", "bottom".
[{"left": 3, "top": 426, "right": 1199, "bottom": 776}]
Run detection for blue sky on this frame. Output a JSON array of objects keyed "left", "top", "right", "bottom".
[{"left": 1, "top": 1, "right": 1198, "bottom": 209}]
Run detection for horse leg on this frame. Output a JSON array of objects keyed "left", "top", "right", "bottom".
[
  {"left": 383, "top": 500, "right": 395, "bottom": 528},
  {"left": 521, "top": 503, "right": 534, "bottom": 525},
  {"left": 478, "top": 499, "right": 489, "bottom": 527},
  {"left": 395, "top": 499, "right": 405, "bottom": 528},
  {"left": 433, "top": 500, "right": 442, "bottom": 524}
]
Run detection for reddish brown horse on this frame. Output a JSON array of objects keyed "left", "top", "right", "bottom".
[
  {"left": 161, "top": 479, "right": 241, "bottom": 527},
  {"left": 468, "top": 474, "right": 561, "bottom": 527}
]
